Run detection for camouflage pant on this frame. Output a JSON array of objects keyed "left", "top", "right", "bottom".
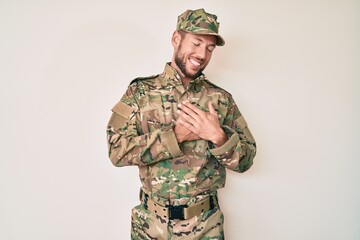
[{"left": 131, "top": 203, "right": 224, "bottom": 240}]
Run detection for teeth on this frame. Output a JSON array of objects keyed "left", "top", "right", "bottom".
[{"left": 190, "top": 58, "right": 201, "bottom": 66}]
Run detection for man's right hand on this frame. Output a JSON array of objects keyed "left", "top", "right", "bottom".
[{"left": 174, "top": 121, "right": 201, "bottom": 143}]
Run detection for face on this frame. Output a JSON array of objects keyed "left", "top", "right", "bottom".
[{"left": 173, "top": 31, "right": 217, "bottom": 79}]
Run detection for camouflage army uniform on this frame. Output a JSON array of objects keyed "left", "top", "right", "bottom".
[{"left": 107, "top": 63, "right": 256, "bottom": 239}]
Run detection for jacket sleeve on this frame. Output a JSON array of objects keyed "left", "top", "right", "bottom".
[
  {"left": 208, "top": 96, "right": 256, "bottom": 173},
  {"left": 106, "top": 85, "right": 183, "bottom": 167}
]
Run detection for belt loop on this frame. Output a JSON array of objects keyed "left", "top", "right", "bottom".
[
  {"left": 140, "top": 188, "right": 149, "bottom": 209},
  {"left": 145, "top": 195, "right": 148, "bottom": 208},
  {"left": 209, "top": 195, "right": 214, "bottom": 209},
  {"left": 139, "top": 188, "right": 143, "bottom": 201}
]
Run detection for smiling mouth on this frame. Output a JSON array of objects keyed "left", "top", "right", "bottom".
[{"left": 189, "top": 58, "right": 202, "bottom": 67}]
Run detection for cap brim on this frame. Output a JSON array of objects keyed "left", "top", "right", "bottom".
[
  {"left": 183, "top": 29, "right": 225, "bottom": 46},
  {"left": 215, "top": 35, "right": 225, "bottom": 46}
]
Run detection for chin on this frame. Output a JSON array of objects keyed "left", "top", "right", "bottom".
[{"left": 187, "top": 67, "right": 201, "bottom": 76}]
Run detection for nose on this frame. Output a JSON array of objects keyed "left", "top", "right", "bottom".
[{"left": 196, "top": 46, "right": 207, "bottom": 60}]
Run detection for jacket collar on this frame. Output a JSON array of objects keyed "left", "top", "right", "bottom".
[{"left": 162, "top": 63, "right": 206, "bottom": 85}]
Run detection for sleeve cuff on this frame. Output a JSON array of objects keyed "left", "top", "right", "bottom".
[
  {"left": 209, "top": 127, "right": 239, "bottom": 156},
  {"left": 160, "top": 128, "right": 183, "bottom": 158}
]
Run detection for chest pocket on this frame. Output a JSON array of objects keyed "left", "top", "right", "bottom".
[{"left": 138, "top": 94, "right": 164, "bottom": 134}]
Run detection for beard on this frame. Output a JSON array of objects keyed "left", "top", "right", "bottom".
[{"left": 174, "top": 44, "right": 205, "bottom": 80}]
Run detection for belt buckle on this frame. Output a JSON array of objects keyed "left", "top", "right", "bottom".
[{"left": 167, "top": 205, "right": 187, "bottom": 220}]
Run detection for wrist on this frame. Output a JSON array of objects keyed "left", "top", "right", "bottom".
[{"left": 211, "top": 128, "right": 228, "bottom": 147}]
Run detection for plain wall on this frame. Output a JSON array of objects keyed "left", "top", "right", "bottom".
[{"left": 0, "top": 0, "right": 359, "bottom": 239}]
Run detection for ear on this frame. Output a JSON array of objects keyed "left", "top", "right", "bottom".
[{"left": 171, "top": 31, "right": 181, "bottom": 48}]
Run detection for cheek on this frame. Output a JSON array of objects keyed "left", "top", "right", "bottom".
[{"left": 204, "top": 53, "right": 213, "bottom": 64}]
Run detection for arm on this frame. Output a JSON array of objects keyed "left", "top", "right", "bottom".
[
  {"left": 208, "top": 96, "right": 256, "bottom": 173},
  {"left": 177, "top": 98, "right": 256, "bottom": 173},
  {"left": 106, "top": 86, "right": 183, "bottom": 167}
]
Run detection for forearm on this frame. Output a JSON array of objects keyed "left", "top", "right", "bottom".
[{"left": 107, "top": 125, "right": 182, "bottom": 167}]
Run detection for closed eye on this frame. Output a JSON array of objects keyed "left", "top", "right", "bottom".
[{"left": 207, "top": 46, "right": 215, "bottom": 52}]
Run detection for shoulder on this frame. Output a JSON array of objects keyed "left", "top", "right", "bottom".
[
  {"left": 203, "top": 79, "right": 233, "bottom": 97},
  {"left": 125, "top": 74, "right": 160, "bottom": 99},
  {"left": 129, "top": 74, "right": 159, "bottom": 85}
]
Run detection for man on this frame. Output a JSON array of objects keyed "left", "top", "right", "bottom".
[{"left": 106, "top": 8, "right": 256, "bottom": 239}]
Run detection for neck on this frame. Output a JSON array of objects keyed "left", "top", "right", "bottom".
[{"left": 182, "top": 78, "right": 190, "bottom": 88}]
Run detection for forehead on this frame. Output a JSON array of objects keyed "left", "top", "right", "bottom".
[{"left": 183, "top": 32, "right": 217, "bottom": 45}]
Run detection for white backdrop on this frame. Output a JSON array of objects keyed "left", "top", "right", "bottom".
[{"left": 1, "top": 1, "right": 359, "bottom": 239}]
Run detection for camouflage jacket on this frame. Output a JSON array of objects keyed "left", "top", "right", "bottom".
[{"left": 107, "top": 63, "right": 256, "bottom": 199}]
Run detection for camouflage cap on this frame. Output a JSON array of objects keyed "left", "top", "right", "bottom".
[{"left": 176, "top": 8, "right": 225, "bottom": 46}]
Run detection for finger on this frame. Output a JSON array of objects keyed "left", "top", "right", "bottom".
[
  {"left": 181, "top": 101, "right": 204, "bottom": 116},
  {"left": 177, "top": 112, "right": 195, "bottom": 125},
  {"left": 177, "top": 118, "right": 189, "bottom": 128},
  {"left": 178, "top": 103, "right": 201, "bottom": 123},
  {"left": 178, "top": 114, "right": 201, "bottom": 130},
  {"left": 177, "top": 117, "right": 199, "bottom": 134}
]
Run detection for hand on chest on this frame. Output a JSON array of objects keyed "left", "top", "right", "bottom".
[{"left": 136, "top": 85, "right": 228, "bottom": 134}]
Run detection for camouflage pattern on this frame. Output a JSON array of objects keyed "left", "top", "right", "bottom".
[
  {"left": 176, "top": 8, "right": 225, "bottom": 46},
  {"left": 106, "top": 63, "right": 256, "bottom": 238},
  {"left": 107, "top": 63, "right": 256, "bottom": 198},
  {"left": 131, "top": 203, "right": 224, "bottom": 240}
]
